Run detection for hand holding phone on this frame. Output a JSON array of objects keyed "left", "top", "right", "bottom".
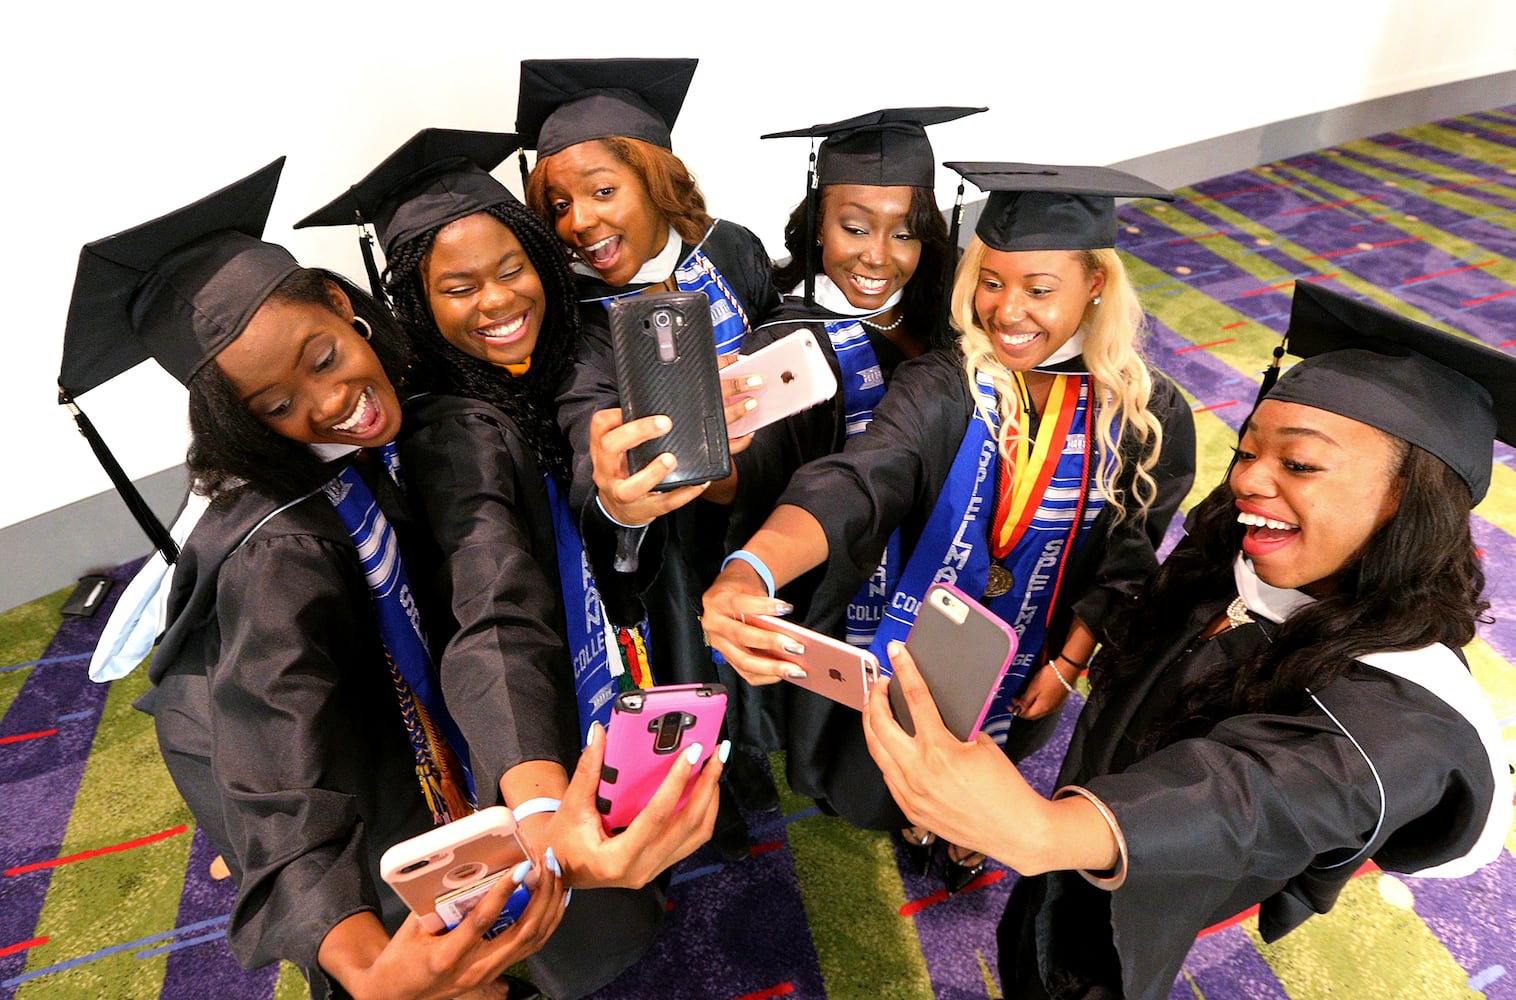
[
  {"left": 596, "top": 683, "right": 728, "bottom": 834},
  {"left": 889, "top": 584, "right": 1017, "bottom": 740},
  {"left": 380, "top": 806, "right": 533, "bottom": 935},
  {"left": 722, "top": 330, "right": 839, "bottom": 438},
  {"left": 608, "top": 292, "right": 731, "bottom": 491},
  {"left": 741, "top": 614, "right": 879, "bottom": 711}
]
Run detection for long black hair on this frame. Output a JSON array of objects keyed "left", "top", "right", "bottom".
[
  {"left": 1092, "top": 442, "right": 1489, "bottom": 749},
  {"left": 772, "top": 184, "right": 953, "bottom": 349},
  {"left": 185, "top": 269, "right": 410, "bottom": 500},
  {"left": 382, "top": 199, "right": 577, "bottom": 484}
]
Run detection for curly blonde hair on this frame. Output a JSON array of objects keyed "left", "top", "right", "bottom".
[{"left": 952, "top": 237, "right": 1163, "bottom": 524}]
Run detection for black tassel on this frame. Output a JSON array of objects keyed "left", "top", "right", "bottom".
[
  {"left": 357, "top": 222, "right": 386, "bottom": 303},
  {"left": 518, "top": 149, "right": 531, "bottom": 193},
  {"left": 803, "top": 147, "right": 818, "bottom": 306},
  {"left": 942, "top": 180, "right": 966, "bottom": 342},
  {"left": 1254, "top": 341, "right": 1286, "bottom": 405},
  {"left": 59, "top": 388, "right": 178, "bottom": 563}
]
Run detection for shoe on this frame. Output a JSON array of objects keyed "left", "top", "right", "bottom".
[
  {"left": 725, "top": 748, "right": 780, "bottom": 813},
  {"left": 712, "top": 785, "right": 751, "bottom": 862},
  {"left": 898, "top": 827, "right": 937, "bottom": 876},
  {"left": 943, "top": 843, "right": 987, "bottom": 893}
]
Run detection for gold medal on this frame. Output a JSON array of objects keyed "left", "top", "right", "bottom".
[{"left": 985, "top": 564, "right": 1014, "bottom": 599}]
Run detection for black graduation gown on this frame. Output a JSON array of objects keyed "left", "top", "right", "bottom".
[
  {"left": 397, "top": 393, "right": 666, "bottom": 1000},
  {"left": 778, "top": 348, "right": 1197, "bottom": 829},
  {"left": 141, "top": 472, "right": 435, "bottom": 1000},
  {"left": 556, "top": 219, "right": 778, "bottom": 693},
  {"left": 999, "top": 593, "right": 1510, "bottom": 1000}
]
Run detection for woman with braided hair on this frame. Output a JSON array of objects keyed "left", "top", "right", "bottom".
[{"left": 299, "top": 129, "right": 723, "bottom": 999}]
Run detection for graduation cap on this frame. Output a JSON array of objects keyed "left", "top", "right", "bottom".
[
  {"left": 294, "top": 129, "right": 521, "bottom": 298},
  {"left": 58, "top": 157, "right": 297, "bottom": 561},
  {"left": 516, "top": 57, "right": 698, "bottom": 160},
  {"left": 765, "top": 107, "right": 986, "bottom": 307},
  {"left": 1259, "top": 282, "right": 1515, "bottom": 505},
  {"left": 944, "top": 162, "right": 1175, "bottom": 253}
]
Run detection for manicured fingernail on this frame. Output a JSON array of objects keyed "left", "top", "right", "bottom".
[
  {"left": 718, "top": 740, "right": 731, "bottom": 764},
  {"left": 511, "top": 859, "right": 533, "bottom": 885},
  {"left": 544, "top": 847, "right": 562, "bottom": 878},
  {"left": 684, "top": 742, "right": 704, "bottom": 765},
  {"left": 782, "top": 640, "right": 805, "bottom": 656},
  {"left": 773, "top": 601, "right": 794, "bottom": 616},
  {"left": 661, "top": 454, "right": 677, "bottom": 469},
  {"left": 888, "top": 640, "right": 905, "bottom": 655},
  {"left": 743, "top": 398, "right": 758, "bottom": 412},
  {"left": 587, "top": 721, "right": 603, "bottom": 747},
  {"left": 744, "top": 375, "right": 763, "bottom": 389},
  {"left": 654, "top": 416, "right": 672, "bottom": 432},
  {"left": 785, "top": 667, "right": 808, "bottom": 681},
  {"left": 564, "top": 888, "right": 573, "bottom": 908}
]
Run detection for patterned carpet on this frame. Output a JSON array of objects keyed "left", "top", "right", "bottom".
[{"left": 3, "top": 105, "right": 1514, "bottom": 999}]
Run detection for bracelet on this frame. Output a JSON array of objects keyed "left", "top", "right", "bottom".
[
  {"left": 1053, "top": 785, "right": 1128, "bottom": 890},
  {"left": 596, "top": 493, "right": 651, "bottom": 530},
  {"left": 511, "top": 797, "right": 562, "bottom": 823},
  {"left": 721, "top": 549, "right": 776, "bottom": 598},
  {"left": 1047, "top": 654, "right": 1084, "bottom": 695}
]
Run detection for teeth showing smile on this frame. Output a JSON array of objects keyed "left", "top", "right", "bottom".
[
  {"left": 850, "top": 273, "right": 888, "bottom": 294},
  {"left": 332, "top": 387, "right": 373, "bottom": 433},
  {"left": 1237, "top": 512, "right": 1298, "bottom": 531},
  {"left": 582, "top": 235, "right": 619, "bottom": 265},
  {"left": 478, "top": 313, "right": 527, "bottom": 340},
  {"left": 998, "top": 330, "right": 1040, "bottom": 347}
]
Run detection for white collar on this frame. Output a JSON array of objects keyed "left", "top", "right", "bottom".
[
  {"left": 310, "top": 442, "right": 360, "bottom": 462},
  {"left": 1231, "top": 553, "right": 1315, "bottom": 624},
  {"left": 790, "top": 274, "right": 904, "bottom": 318},
  {"left": 571, "top": 224, "right": 683, "bottom": 285},
  {"left": 1038, "top": 330, "right": 1086, "bottom": 369}
]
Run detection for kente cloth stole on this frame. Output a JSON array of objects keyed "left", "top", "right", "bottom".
[
  {"left": 821, "top": 316, "right": 901, "bottom": 648},
  {"left": 543, "top": 475, "right": 650, "bottom": 744},
  {"left": 326, "top": 443, "right": 473, "bottom": 824},
  {"left": 868, "top": 372, "right": 1106, "bottom": 744}
]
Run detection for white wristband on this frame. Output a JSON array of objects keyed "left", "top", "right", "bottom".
[
  {"left": 511, "top": 797, "right": 562, "bottom": 823},
  {"left": 721, "top": 549, "right": 776, "bottom": 598}
]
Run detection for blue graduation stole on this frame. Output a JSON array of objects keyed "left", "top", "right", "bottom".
[
  {"left": 673, "top": 244, "right": 750, "bottom": 354},
  {"left": 544, "top": 475, "right": 626, "bottom": 744},
  {"left": 822, "top": 316, "right": 901, "bottom": 648},
  {"left": 327, "top": 444, "right": 474, "bottom": 823},
  {"left": 867, "top": 372, "right": 1106, "bottom": 745}
]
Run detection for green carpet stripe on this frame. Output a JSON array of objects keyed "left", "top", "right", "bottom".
[
  {"left": 0, "top": 586, "right": 70, "bottom": 716},
  {"left": 1251, "top": 875, "right": 1481, "bottom": 999},
  {"left": 17, "top": 667, "right": 189, "bottom": 999},
  {"left": 1298, "top": 139, "right": 1516, "bottom": 234},
  {"left": 1135, "top": 196, "right": 1303, "bottom": 285},
  {"left": 774, "top": 760, "right": 934, "bottom": 997}
]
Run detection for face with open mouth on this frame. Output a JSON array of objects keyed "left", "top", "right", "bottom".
[
  {"left": 973, "top": 248, "right": 1102, "bottom": 371},
  {"left": 1230, "top": 400, "right": 1405, "bottom": 596},
  {"left": 218, "top": 283, "right": 401, "bottom": 448},
  {"left": 423, "top": 212, "right": 544, "bottom": 368},
  {"left": 817, "top": 183, "right": 920, "bottom": 314},
  {"left": 539, "top": 140, "right": 670, "bottom": 288}
]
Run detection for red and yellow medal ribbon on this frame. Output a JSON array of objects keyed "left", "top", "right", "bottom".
[{"left": 992, "top": 373, "right": 1082, "bottom": 559}]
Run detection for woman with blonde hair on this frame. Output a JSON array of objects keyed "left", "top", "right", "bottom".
[{"left": 702, "top": 164, "right": 1196, "bottom": 890}]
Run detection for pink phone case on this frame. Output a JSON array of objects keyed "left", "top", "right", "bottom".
[
  {"left": 722, "top": 329, "right": 839, "bottom": 437},
  {"left": 597, "top": 683, "right": 728, "bottom": 834},
  {"left": 744, "top": 613, "right": 880, "bottom": 711},
  {"left": 379, "top": 806, "right": 529, "bottom": 934},
  {"left": 889, "top": 583, "right": 1018, "bottom": 740}
]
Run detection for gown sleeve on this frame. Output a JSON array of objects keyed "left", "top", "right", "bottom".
[
  {"left": 208, "top": 529, "right": 387, "bottom": 985},
  {"left": 400, "top": 407, "right": 581, "bottom": 799},
  {"left": 712, "top": 220, "right": 780, "bottom": 328}
]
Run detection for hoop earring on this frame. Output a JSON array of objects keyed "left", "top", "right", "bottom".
[{"left": 352, "top": 316, "right": 373, "bottom": 340}]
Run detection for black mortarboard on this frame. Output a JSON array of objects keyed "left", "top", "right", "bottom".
[
  {"left": 517, "top": 57, "right": 698, "bottom": 157},
  {"left": 945, "top": 162, "right": 1175, "bottom": 251},
  {"left": 762, "top": 107, "right": 986, "bottom": 188},
  {"left": 294, "top": 129, "right": 520, "bottom": 263},
  {"left": 58, "top": 157, "right": 295, "bottom": 561},
  {"left": 1262, "top": 282, "right": 1515, "bottom": 504}
]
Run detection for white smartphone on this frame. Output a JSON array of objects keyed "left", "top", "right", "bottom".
[
  {"left": 723, "top": 330, "right": 839, "bottom": 437},
  {"left": 379, "top": 806, "right": 531, "bottom": 934}
]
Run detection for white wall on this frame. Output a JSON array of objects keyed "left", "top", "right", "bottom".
[{"left": 7, "top": 0, "right": 1514, "bottom": 532}]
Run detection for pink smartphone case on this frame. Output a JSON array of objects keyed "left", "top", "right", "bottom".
[
  {"left": 745, "top": 613, "right": 879, "bottom": 711},
  {"left": 597, "top": 683, "right": 727, "bottom": 834}
]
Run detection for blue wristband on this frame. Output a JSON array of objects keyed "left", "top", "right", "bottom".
[
  {"left": 721, "top": 549, "right": 776, "bottom": 598},
  {"left": 511, "top": 797, "right": 561, "bottom": 823}
]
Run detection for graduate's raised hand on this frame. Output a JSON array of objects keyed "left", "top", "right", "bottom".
[
  {"left": 700, "top": 561, "right": 801, "bottom": 687},
  {"left": 547, "top": 721, "right": 725, "bottom": 890},
  {"left": 589, "top": 407, "right": 709, "bottom": 525}
]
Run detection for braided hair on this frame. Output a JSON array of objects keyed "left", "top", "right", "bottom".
[{"left": 383, "top": 200, "right": 579, "bottom": 484}]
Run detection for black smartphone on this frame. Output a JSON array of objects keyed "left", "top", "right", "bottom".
[{"left": 608, "top": 292, "right": 732, "bottom": 491}]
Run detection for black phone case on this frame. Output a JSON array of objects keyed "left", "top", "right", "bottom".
[{"left": 608, "top": 292, "right": 731, "bottom": 491}]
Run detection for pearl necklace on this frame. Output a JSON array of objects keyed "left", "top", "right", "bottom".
[{"left": 860, "top": 311, "right": 904, "bottom": 332}]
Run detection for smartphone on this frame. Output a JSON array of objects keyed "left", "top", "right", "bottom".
[
  {"left": 608, "top": 292, "right": 731, "bottom": 491},
  {"left": 742, "top": 614, "right": 880, "bottom": 711},
  {"left": 380, "top": 806, "right": 532, "bottom": 935},
  {"left": 889, "top": 584, "right": 1018, "bottom": 740},
  {"left": 597, "top": 683, "right": 728, "bottom": 835},
  {"left": 722, "top": 330, "right": 839, "bottom": 438}
]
